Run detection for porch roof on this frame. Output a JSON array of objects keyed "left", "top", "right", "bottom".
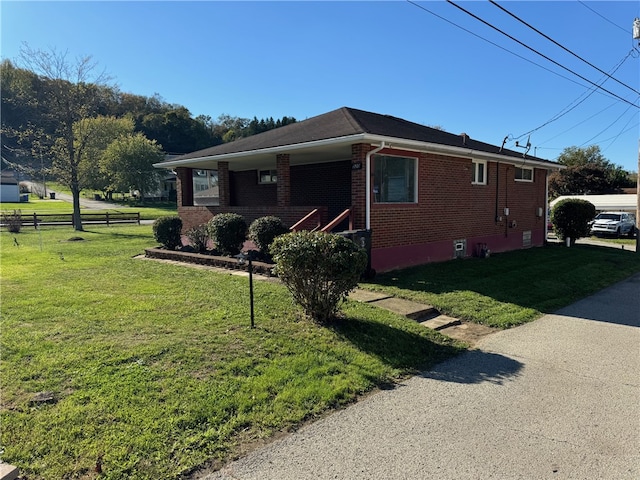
[{"left": 155, "top": 107, "right": 562, "bottom": 171}]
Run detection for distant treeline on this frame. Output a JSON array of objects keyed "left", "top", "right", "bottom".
[{"left": 1, "top": 58, "right": 296, "bottom": 166}]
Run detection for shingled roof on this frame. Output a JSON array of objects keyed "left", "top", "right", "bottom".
[{"left": 159, "top": 107, "right": 557, "bottom": 168}]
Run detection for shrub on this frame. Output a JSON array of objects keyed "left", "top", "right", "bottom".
[
  {"left": 270, "top": 231, "right": 368, "bottom": 323},
  {"left": 152, "top": 216, "right": 183, "bottom": 250},
  {"left": 208, "top": 213, "right": 247, "bottom": 256},
  {"left": 551, "top": 199, "right": 596, "bottom": 246},
  {"left": 185, "top": 224, "right": 210, "bottom": 253},
  {"left": 248, "top": 216, "right": 289, "bottom": 255},
  {"left": 2, "top": 210, "right": 22, "bottom": 233}
]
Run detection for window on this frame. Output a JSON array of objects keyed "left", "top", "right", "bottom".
[
  {"left": 258, "top": 169, "right": 277, "bottom": 184},
  {"left": 373, "top": 155, "right": 417, "bottom": 203},
  {"left": 515, "top": 166, "right": 533, "bottom": 182},
  {"left": 192, "top": 169, "right": 219, "bottom": 206},
  {"left": 472, "top": 160, "right": 486, "bottom": 185}
]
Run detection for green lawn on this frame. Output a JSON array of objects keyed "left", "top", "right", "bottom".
[
  {"left": 1, "top": 196, "right": 176, "bottom": 221},
  {"left": 1, "top": 226, "right": 464, "bottom": 479},
  {"left": 361, "top": 244, "right": 640, "bottom": 328}
]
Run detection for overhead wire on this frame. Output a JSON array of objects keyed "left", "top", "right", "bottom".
[
  {"left": 577, "top": 1, "right": 630, "bottom": 35},
  {"left": 601, "top": 121, "right": 640, "bottom": 153},
  {"left": 489, "top": 0, "right": 639, "bottom": 96},
  {"left": 516, "top": 49, "right": 636, "bottom": 140},
  {"left": 579, "top": 101, "right": 638, "bottom": 147},
  {"left": 405, "top": 0, "right": 595, "bottom": 91},
  {"left": 445, "top": 0, "right": 639, "bottom": 109}
]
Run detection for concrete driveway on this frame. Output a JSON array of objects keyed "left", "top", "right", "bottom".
[{"left": 201, "top": 273, "right": 640, "bottom": 480}]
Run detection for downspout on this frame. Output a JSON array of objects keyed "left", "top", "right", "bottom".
[
  {"left": 545, "top": 169, "right": 550, "bottom": 245},
  {"left": 365, "top": 142, "right": 386, "bottom": 230},
  {"left": 495, "top": 161, "right": 500, "bottom": 223}
]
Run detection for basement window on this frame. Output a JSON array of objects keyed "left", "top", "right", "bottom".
[
  {"left": 258, "top": 169, "right": 277, "bottom": 184},
  {"left": 515, "top": 166, "right": 533, "bottom": 182},
  {"left": 472, "top": 160, "right": 486, "bottom": 185},
  {"left": 373, "top": 155, "right": 417, "bottom": 203}
]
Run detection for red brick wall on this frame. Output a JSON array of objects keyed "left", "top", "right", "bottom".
[
  {"left": 351, "top": 144, "right": 369, "bottom": 229},
  {"left": 178, "top": 205, "right": 328, "bottom": 232},
  {"left": 277, "top": 154, "right": 290, "bottom": 207},
  {"left": 369, "top": 149, "right": 548, "bottom": 271},
  {"left": 230, "top": 171, "right": 277, "bottom": 206},
  {"left": 176, "top": 167, "right": 193, "bottom": 207}
]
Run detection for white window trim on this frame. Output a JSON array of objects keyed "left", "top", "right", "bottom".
[
  {"left": 472, "top": 160, "right": 487, "bottom": 185},
  {"left": 515, "top": 166, "right": 534, "bottom": 182}
]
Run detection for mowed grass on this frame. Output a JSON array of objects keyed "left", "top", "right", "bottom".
[
  {"left": 361, "top": 244, "right": 640, "bottom": 328},
  {"left": 1, "top": 196, "right": 176, "bottom": 220},
  {"left": 0, "top": 226, "right": 464, "bottom": 479}
]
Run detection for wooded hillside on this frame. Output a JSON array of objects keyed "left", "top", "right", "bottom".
[{"left": 1, "top": 58, "right": 296, "bottom": 170}]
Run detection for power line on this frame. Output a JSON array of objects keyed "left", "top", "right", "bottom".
[
  {"left": 516, "top": 49, "right": 636, "bottom": 139},
  {"left": 577, "top": 1, "right": 630, "bottom": 35},
  {"left": 537, "top": 100, "right": 619, "bottom": 147},
  {"left": 445, "top": 0, "right": 639, "bottom": 109},
  {"left": 602, "top": 119, "right": 639, "bottom": 153},
  {"left": 405, "top": 1, "right": 599, "bottom": 92},
  {"left": 489, "top": 0, "right": 639, "bottom": 96},
  {"left": 579, "top": 102, "right": 638, "bottom": 147}
]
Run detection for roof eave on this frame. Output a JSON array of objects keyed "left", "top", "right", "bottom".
[
  {"left": 153, "top": 133, "right": 369, "bottom": 169},
  {"left": 154, "top": 132, "right": 563, "bottom": 171}
]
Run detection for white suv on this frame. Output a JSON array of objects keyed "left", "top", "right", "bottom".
[{"left": 589, "top": 211, "right": 636, "bottom": 237}]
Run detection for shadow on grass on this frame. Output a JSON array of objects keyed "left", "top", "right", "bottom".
[
  {"left": 368, "top": 243, "right": 640, "bottom": 315},
  {"left": 421, "top": 350, "right": 524, "bottom": 385},
  {"left": 329, "top": 316, "right": 465, "bottom": 371},
  {"left": 329, "top": 316, "right": 523, "bottom": 385}
]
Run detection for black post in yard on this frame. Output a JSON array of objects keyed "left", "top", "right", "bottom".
[
  {"left": 235, "top": 251, "right": 256, "bottom": 329},
  {"left": 248, "top": 254, "right": 255, "bottom": 329}
]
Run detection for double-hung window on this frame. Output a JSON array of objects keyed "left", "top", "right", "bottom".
[
  {"left": 472, "top": 160, "right": 486, "bottom": 185},
  {"left": 515, "top": 166, "right": 533, "bottom": 182},
  {"left": 373, "top": 155, "right": 417, "bottom": 203}
]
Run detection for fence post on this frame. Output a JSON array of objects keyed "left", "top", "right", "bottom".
[
  {"left": 106, "top": 211, "right": 110, "bottom": 226},
  {"left": 137, "top": 212, "right": 140, "bottom": 225},
  {"left": 33, "top": 212, "right": 37, "bottom": 230}
]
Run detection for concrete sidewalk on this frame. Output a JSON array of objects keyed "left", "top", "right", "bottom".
[{"left": 199, "top": 273, "right": 640, "bottom": 480}]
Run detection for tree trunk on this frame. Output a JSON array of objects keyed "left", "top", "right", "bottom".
[{"left": 71, "top": 182, "right": 83, "bottom": 231}]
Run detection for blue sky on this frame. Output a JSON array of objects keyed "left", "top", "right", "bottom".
[{"left": 2, "top": 1, "right": 639, "bottom": 172}]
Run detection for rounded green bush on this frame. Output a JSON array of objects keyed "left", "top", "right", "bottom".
[
  {"left": 248, "top": 216, "right": 289, "bottom": 254},
  {"left": 153, "top": 216, "right": 183, "bottom": 250},
  {"left": 208, "top": 213, "right": 247, "bottom": 255},
  {"left": 270, "top": 231, "right": 368, "bottom": 323},
  {"left": 551, "top": 198, "right": 596, "bottom": 246}
]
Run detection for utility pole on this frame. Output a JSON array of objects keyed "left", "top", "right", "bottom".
[{"left": 634, "top": 19, "right": 640, "bottom": 253}]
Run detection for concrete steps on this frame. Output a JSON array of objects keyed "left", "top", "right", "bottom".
[{"left": 348, "top": 289, "right": 461, "bottom": 331}]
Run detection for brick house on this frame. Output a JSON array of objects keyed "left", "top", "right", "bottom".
[{"left": 155, "top": 107, "right": 562, "bottom": 272}]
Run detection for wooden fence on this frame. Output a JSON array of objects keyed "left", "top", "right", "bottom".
[{"left": 1, "top": 212, "right": 141, "bottom": 228}]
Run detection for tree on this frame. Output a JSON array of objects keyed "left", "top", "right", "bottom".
[
  {"left": 551, "top": 198, "right": 596, "bottom": 246},
  {"left": 17, "top": 44, "right": 112, "bottom": 230},
  {"left": 549, "top": 145, "right": 633, "bottom": 198},
  {"left": 101, "top": 133, "right": 164, "bottom": 201},
  {"left": 73, "top": 116, "right": 134, "bottom": 199}
]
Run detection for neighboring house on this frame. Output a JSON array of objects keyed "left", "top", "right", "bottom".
[
  {"left": 550, "top": 194, "right": 638, "bottom": 214},
  {"left": 1, "top": 171, "right": 20, "bottom": 202},
  {"left": 155, "top": 107, "right": 562, "bottom": 272}
]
